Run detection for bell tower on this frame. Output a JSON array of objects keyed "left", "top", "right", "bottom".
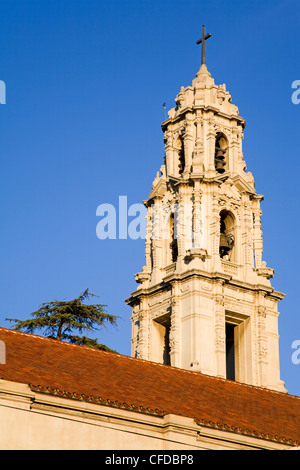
[{"left": 126, "top": 28, "right": 287, "bottom": 393}]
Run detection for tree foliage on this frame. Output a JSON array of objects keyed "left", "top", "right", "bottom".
[{"left": 6, "top": 289, "right": 117, "bottom": 352}]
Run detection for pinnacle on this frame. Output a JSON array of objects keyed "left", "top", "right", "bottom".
[{"left": 196, "top": 63, "right": 211, "bottom": 78}]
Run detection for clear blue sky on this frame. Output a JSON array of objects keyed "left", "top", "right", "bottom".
[{"left": 0, "top": 0, "right": 299, "bottom": 395}]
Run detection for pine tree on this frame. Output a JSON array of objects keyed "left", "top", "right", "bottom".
[{"left": 6, "top": 289, "right": 117, "bottom": 352}]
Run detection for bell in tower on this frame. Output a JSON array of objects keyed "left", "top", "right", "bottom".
[
  {"left": 219, "top": 211, "right": 235, "bottom": 260},
  {"left": 170, "top": 212, "right": 178, "bottom": 263},
  {"left": 215, "top": 133, "right": 228, "bottom": 174}
]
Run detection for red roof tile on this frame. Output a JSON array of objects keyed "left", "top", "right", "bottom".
[{"left": 0, "top": 327, "right": 299, "bottom": 445}]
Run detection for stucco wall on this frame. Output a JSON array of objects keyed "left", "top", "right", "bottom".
[{"left": 0, "top": 380, "right": 291, "bottom": 450}]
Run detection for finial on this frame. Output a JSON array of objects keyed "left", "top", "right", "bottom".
[{"left": 196, "top": 25, "right": 212, "bottom": 66}]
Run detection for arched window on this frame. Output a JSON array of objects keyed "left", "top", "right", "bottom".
[
  {"left": 215, "top": 133, "right": 228, "bottom": 173},
  {"left": 170, "top": 213, "right": 178, "bottom": 263},
  {"left": 174, "top": 134, "right": 185, "bottom": 176},
  {"left": 219, "top": 209, "right": 235, "bottom": 261},
  {"left": 178, "top": 135, "right": 185, "bottom": 175}
]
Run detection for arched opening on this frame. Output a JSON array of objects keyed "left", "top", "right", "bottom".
[
  {"left": 170, "top": 212, "right": 178, "bottom": 263},
  {"left": 215, "top": 133, "right": 228, "bottom": 174},
  {"left": 178, "top": 135, "right": 185, "bottom": 175},
  {"left": 174, "top": 134, "right": 185, "bottom": 176},
  {"left": 219, "top": 209, "right": 235, "bottom": 261}
]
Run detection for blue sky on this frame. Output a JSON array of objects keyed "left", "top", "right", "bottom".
[{"left": 0, "top": 0, "right": 299, "bottom": 395}]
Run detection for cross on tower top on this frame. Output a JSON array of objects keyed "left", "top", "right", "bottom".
[{"left": 196, "top": 25, "right": 212, "bottom": 66}]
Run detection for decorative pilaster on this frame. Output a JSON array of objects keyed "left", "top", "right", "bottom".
[
  {"left": 136, "top": 307, "right": 148, "bottom": 360},
  {"left": 256, "top": 301, "right": 269, "bottom": 387},
  {"left": 182, "top": 115, "right": 194, "bottom": 178},
  {"left": 151, "top": 198, "right": 162, "bottom": 279},
  {"left": 206, "top": 115, "right": 217, "bottom": 174},
  {"left": 145, "top": 204, "right": 153, "bottom": 272},
  {"left": 192, "top": 180, "right": 203, "bottom": 248},
  {"left": 252, "top": 195, "right": 274, "bottom": 279},
  {"left": 192, "top": 114, "right": 205, "bottom": 177},
  {"left": 252, "top": 196, "right": 263, "bottom": 269},
  {"left": 169, "top": 293, "right": 180, "bottom": 367},
  {"left": 242, "top": 200, "right": 254, "bottom": 269},
  {"left": 179, "top": 183, "right": 192, "bottom": 254},
  {"left": 229, "top": 125, "right": 241, "bottom": 173},
  {"left": 214, "top": 294, "right": 226, "bottom": 378},
  {"left": 164, "top": 129, "right": 174, "bottom": 176}
]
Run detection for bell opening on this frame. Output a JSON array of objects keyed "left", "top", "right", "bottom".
[
  {"left": 215, "top": 133, "right": 228, "bottom": 174},
  {"left": 219, "top": 210, "right": 235, "bottom": 261}
]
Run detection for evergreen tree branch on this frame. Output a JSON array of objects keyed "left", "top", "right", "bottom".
[{"left": 6, "top": 289, "right": 118, "bottom": 351}]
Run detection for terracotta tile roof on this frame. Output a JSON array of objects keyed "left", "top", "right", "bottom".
[{"left": 0, "top": 327, "right": 299, "bottom": 446}]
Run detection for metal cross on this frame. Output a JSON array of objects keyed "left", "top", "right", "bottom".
[{"left": 196, "top": 25, "right": 212, "bottom": 66}]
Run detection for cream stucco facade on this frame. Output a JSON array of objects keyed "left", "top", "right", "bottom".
[
  {"left": 126, "top": 64, "right": 286, "bottom": 393},
  {"left": 0, "top": 380, "right": 292, "bottom": 450}
]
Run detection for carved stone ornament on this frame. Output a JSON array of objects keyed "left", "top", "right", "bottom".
[
  {"left": 215, "top": 294, "right": 225, "bottom": 306},
  {"left": 258, "top": 342, "right": 268, "bottom": 359},
  {"left": 185, "top": 248, "right": 209, "bottom": 262},
  {"left": 257, "top": 306, "right": 267, "bottom": 318},
  {"left": 137, "top": 311, "right": 145, "bottom": 321}
]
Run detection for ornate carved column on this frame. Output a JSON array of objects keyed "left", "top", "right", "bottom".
[
  {"left": 178, "top": 183, "right": 192, "bottom": 254},
  {"left": 214, "top": 291, "right": 226, "bottom": 378},
  {"left": 192, "top": 114, "right": 205, "bottom": 177},
  {"left": 182, "top": 115, "right": 194, "bottom": 178},
  {"left": 151, "top": 197, "right": 162, "bottom": 276},
  {"left": 243, "top": 200, "right": 254, "bottom": 269},
  {"left": 164, "top": 129, "right": 174, "bottom": 177},
  {"left": 145, "top": 204, "right": 153, "bottom": 273},
  {"left": 169, "top": 291, "right": 180, "bottom": 367},
  {"left": 252, "top": 195, "right": 263, "bottom": 269},
  {"left": 136, "top": 302, "right": 149, "bottom": 360},
  {"left": 257, "top": 307, "right": 268, "bottom": 358},
  {"left": 206, "top": 115, "right": 217, "bottom": 174},
  {"left": 256, "top": 291, "right": 268, "bottom": 386},
  {"left": 229, "top": 125, "right": 241, "bottom": 173},
  {"left": 192, "top": 180, "right": 203, "bottom": 248}
]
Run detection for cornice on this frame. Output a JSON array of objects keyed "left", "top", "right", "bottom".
[
  {"left": 125, "top": 268, "right": 285, "bottom": 305},
  {"left": 161, "top": 105, "right": 245, "bottom": 130}
]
